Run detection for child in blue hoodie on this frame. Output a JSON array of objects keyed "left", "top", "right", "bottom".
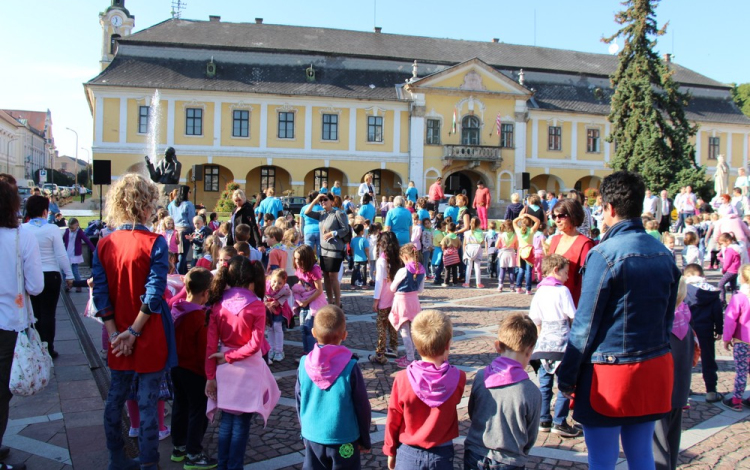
[
  {"left": 465, "top": 313, "right": 541, "bottom": 470},
  {"left": 296, "top": 305, "right": 372, "bottom": 469}
]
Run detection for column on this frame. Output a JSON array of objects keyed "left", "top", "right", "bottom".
[
  {"left": 348, "top": 108, "right": 357, "bottom": 153},
  {"left": 260, "top": 103, "right": 268, "bottom": 149},
  {"left": 409, "top": 104, "right": 425, "bottom": 192},
  {"left": 570, "top": 120, "right": 577, "bottom": 161},
  {"left": 304, "top": 105, "right": 312, "bottom": 150},
  {"left": 213, "top": 100, "right": 222, "bottom": 149},
  {"left": 95, "top": 96, "right": 104, "bottom": 145},
  {"left": 515, "top": 99, "right": 529, "bottom": 194}
]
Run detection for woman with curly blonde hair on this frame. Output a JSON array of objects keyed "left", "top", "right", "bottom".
[{"left": 94, "top": 173, "right": 177, "bottom": 470}]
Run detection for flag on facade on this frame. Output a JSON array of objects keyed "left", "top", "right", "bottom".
[
  {"left": 451, "top": 108, "right": 457, "bottom": 134},
  {"left": 496, "top": 114, "right": 502, "bottom": 135}
]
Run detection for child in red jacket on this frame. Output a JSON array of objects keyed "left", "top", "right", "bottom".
[
  {"left": 383, "top": 310, "right": 466, "bottom": 469},
  {"left": 169, "top": 267, "right": 217, "bottom": 468}
]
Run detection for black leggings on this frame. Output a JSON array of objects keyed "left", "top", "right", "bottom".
[
  {"left": 30, "top": 271, "right": 62, "bottom": 354},
  {"left": 445, "top": 264, "right": 459, "bottom": 284}
]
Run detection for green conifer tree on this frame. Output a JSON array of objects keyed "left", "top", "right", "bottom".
[{"left": 604, "top": 0, "right": 708, "bottom": 197}]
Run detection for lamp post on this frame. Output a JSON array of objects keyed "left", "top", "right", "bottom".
[
  {"left": 65, "top": 128, "right": 78, "bottom": 187},
  {"left": 80, "top": 147, "right": 90, "bottom": 188},
  {"left": 6, "top": 136, "right": 17, "bottom": 176}
]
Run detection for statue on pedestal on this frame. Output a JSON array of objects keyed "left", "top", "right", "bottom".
[
  {"left": 714, "top": 154, "right": 729, "bottom": 197},
  {"left": 145, "top": 147, "right": 182, "bottom": 185}
]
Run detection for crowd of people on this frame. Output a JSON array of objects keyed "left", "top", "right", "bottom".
[{"left": 2, "top": 169, "right": 750, "bottom": 470}]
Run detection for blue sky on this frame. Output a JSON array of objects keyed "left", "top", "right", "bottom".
[{"left": 1, "top": 0, "right": 747, "bottom": 159}]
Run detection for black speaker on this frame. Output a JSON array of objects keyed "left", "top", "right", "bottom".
[
  {"left": 93, "top": 160, "right": 112, "bottom": 185},
  {"left": 521, "top": 172, "right": 530, "bottom": 190},
  {"left": 192, "top": 164, "right": 204, "bottom": 181}
]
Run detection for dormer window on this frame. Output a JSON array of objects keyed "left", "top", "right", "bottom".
[{"left": 110, "top": 34, "right": 121, "bottom": 54}]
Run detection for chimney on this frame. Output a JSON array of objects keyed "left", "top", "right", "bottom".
[
  {"left": 374, "top": 26, "right": 382, "bottom": 33},
  {"left": 255, "top": 18, "right": 263, "bottom": 24},
  {"left": 492, "top": 38, "right": 499, "bottom": 43},
  {"left": 664, "top": 53, "right": 672, "bottom": 63},
  {"left": 209, "top": 15, "right": 220, "bottom": 22}
]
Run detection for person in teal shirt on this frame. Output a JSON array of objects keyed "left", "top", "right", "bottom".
[
  {"left": 384, "top": 196, "right": 412, "bottom": 246},
  {"left": 444, "top": 196, "right": 459, "bottom": 223},
  {"left": 405, "top": 181, "right": 419, "bottom": 204},
  {"left": 319, "top": 181, "right": 329, "bottom": 194},
  {"left": 358, "top": 194, "right": 376, "bottom": 223},
  {"left": 331, "top": 180, "right": 342, "bottom": 197}
]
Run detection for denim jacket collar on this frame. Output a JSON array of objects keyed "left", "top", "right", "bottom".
[{"left": 600, "top": 218, "right": 643, "bottom": 244}]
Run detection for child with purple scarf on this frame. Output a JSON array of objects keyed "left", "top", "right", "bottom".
[
  {"left": 384, "top": 310, "right": 466, "bottom": 470},
  {"left": 464, "top": 314, "right": 541, "bottom": 470},
  {"left": 296, "top": 305, "right": 372, "bottom": 469}
]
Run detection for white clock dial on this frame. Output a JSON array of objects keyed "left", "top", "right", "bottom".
[{"left": 111, "top": 16, "right": 122, "bottom": 27}]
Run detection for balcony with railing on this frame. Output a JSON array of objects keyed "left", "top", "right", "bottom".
[{"left": 442, "top": 145, "right": 502, "bottom": 170}]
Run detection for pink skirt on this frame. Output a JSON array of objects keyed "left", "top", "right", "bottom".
[{"left": 389, "top": 291, "right": 421, "bottom": 330}]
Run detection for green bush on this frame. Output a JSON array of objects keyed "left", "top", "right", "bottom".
[{"left": 214, "top": 182, "right": 241, "bottom": 213}]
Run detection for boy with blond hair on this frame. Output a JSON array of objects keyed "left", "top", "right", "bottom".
[
  {"left": 265, "top": 226, "right": 287, "bottom": 273},
  {"left": 529, "top": 254, "right": 580, "bottom": 437},
  {"left": 384, "top": 310, "right": 466, "bottom": 469},
  {"left": 296, "top": 306, "right": 371, "bottom": 469},
  {"left": 465, "top": 314, "right": 541, "bottom": 469}
]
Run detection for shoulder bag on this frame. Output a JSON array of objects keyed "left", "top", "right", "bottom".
[{"left": 10, "top": 229, "right": 53, "bottom": 397}]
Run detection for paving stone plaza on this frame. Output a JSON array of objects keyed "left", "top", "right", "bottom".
[{"left": 4, "top": 262, "right": 750, "bottom": 469}]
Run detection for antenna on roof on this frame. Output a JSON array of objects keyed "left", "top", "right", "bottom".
[{"left": 171, "top": 0, "right": 187, "bottom": 19}]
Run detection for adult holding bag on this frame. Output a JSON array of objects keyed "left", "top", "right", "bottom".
[
  {"left": 304, "top": 193, "right": 350, "bottom": 308},
  {"left": 0, "top": 173, "right": 44, "bottom": 470}
]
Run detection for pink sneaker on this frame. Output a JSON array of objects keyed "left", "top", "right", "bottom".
[
  {"left": 477, "top": 284, "right": 486, "bottom": 289},
  {"left": 517, "top": 288, "right": 525, "bottom": 294},
  {"left": 462, "top": 283, "right": 470, "bottom": 288},
  {"left": 395, "top": 357, "right": 412, "bottom": 368},
  {"left": 526, "top": 289, "right": 532, "bottom": 295}
]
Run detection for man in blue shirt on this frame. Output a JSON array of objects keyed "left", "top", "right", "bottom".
[
  {"left": 257, "top": 187, "right": 283, "bottom": 226},
  {"left": 405, "top": 181, "right": 419, "bottom": 204},
  {"left": 319, "top": 181, "right": 329, "bottom": 195}
]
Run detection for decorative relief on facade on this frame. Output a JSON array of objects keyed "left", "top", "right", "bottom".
[{"left": 460, "top": 70, "right": 486, "bottom": 91}]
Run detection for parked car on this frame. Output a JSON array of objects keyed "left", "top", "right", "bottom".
[
  {"left": 18, "top": 186, "right": 31, "bottom": 207},
  {"left": 281, "top": 196, "right": 307, "bottom": 215},
  {"left": 437, "top": 194, "right": 455, "bottom": 214},
  {"left": 42, "top": 183, "right": 60, "bottom": 197}
]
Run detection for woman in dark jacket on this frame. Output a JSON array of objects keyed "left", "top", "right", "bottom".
[
  {"left": 503, "top": 192, "right": 524, "bottom": 221},
  {"left": 227, "top": 189, "right": 261, "bottom": 247}
]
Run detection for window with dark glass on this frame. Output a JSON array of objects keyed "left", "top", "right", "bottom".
[
  {"left": 204, "top": 165, "right": 219, "bottom": 192},
  {"left": 138, "top": 106, "right": 149, "bottom": 134},
  {"left": 367, "top": 116, "right": 383, "bottom": 142},
  {"left": 314, "top": 169, "right": 328, "bottom": 190},
  {"left": 500, "top": 123, "right": 514, "bottom": 148},
  {"left": 278, "top": 112, "right": 295, "bottom": 139},
  {"left": 186, "top": 108, "right": 203, "bottom": 136},
  {"left": 586, "top": 128, "right": 601, "bottom": 153},
  {"left": 426, "top": 119, "right": 441, "bottom": 145},
  {"left": 461, "top": 116, "right": 480, "bottom": 145},
  {"left": 261, "top": 167, "right": 276, "bottom": 191},
  {"left": 708, "top": 137, "right": 720, "bottom": 160},
  {"left": 371, "top": 170, "right": 382, "bottom": 196},
  {"left": 232, "top": 110, "right": 249, "bottom": 137},
  {"left": 322, "top": 114, "right": 338, "bottom": 141},
  {"left": 548, "top": 126, "right": 562, "bottom": 151}
]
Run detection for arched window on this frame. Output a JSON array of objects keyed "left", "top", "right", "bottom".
[
  {"left": 110, "top": 34, "right": 121, "bottom": 54},
  {"left": 461, "top": 116, "right": 480, "bottom": 145}
]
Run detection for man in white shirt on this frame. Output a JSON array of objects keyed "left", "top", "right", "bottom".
[
  {"left": 677, "top": 186, "right": 697, "bottom": 233},
  {"left": 642, "top": 190, "right": 659, "bottom": 217}
]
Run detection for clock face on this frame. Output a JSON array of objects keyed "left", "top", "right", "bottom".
[{"left": 111, "top": 16, "right": 122, "bottom": 27}]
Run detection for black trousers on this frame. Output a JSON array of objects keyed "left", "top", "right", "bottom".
[
  {"left": 696, "top": 332, "right": 719, "bottom": 393},
  {"left": 170, "top": 366, "right": 209, "bottom": 455},
  {"left": 659, "top": 215, "right": 671, "bottom": 233},
  {"left": 0, "top": 330, "right": 18, "bottom": 447},
  {"left": 653, "top": 407, "right": 683, "bottom": 470},
  {"left": 30, "top": 271, "right": 62, "bottom": 354}
]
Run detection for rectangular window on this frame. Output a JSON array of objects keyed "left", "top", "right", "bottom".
[
  {"left": 204, "top": 165, "right": 219, "bottom": 192},
  {"left": 138, "top": 106, "right": 150, "bottom": 134},
  {"left": 322, "top": 114, "right": 338, "bottom": 141},
  {"left": 278, "top": 112, "right": 295, "bottom": 139},
  {"left": 587, "top": 128, "right": 601, "bottom": 153},
  {"left": 548, "top": 125, "right": 562, "bottom": 151},
  {"left": 425, "top": 119, "right": 441, "bottom": 145},
  {"left": 371, "top": 170, "right": 382, "bottom": 196},
  {"left": 232, "top": 110, "right": 249, "bottom": 137},
  {"left": 186, "top": 108, "right": 203, "bottom": 136},
  {"left": 314, "top": 169, "right": 328, "bottom": 191},
  {"left": 261, "top": 166, "right": 275, "bottom": 191},
  {"left": 500, "top": 123, "right": 514, "bottom": 148},
  {"left": 708, "top": 137, "right": 720, "bottom": 160},
  {"left": 367, "top": 116, "right": 383, "bottom": 143}
]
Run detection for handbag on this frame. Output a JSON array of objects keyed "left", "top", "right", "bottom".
[{"left": 10, "top": 229, "right": 53, "bottom": 397}]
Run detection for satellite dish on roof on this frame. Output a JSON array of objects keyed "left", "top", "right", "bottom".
[{"left": 608, "top": 40, "right": 620, "bottom": 55}]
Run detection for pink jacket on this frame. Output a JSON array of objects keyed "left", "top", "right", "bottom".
[
  {"left": 714, "top": 215, "right": 750, "bottom": 244},
  {"left": 719, "top": 245, "right": 742, "bottom": 274},
  {"left": 160, "top": 229, "right": 179, "bottom": 254},
  {"left": 723, "top": 291, "right": 750, "bottom": 344}
]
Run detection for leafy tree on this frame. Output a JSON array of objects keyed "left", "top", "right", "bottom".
[
  {"left": 77, "top": 169, "right": 89, "bottom": 187},
  {"left": 731, "top": 83, "right": 750, "bottom": 117},
  {"left": 604, "top": 0, "right": 708, "bottom": 197},
  {"left": 214, "top": 181, "right": 241, "bottom": 212}
]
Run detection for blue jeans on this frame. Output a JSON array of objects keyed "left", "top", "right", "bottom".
[
  {"left": 218, "top": 412, "right": 252, "bottom": 470},
  {"left": 583, "top": 421, "right": 656, "bottom": 470},
  {"left": 177, "top": 229, "right": 193, "bottom": 275},
  {"left": 301, "top": 311, "right": 315, "bottom": 353},
  {"left": 304, "top": 231, "right": 321, "bottom": 257},
  {"left": 71, "top": 263, "right": 82, "bottom": 283},
  {"left": 538, "top": 366, "right": 570, "bottom": 425},
  {"left": 394, "top": 443, "right": 454, "bottom": 470},
  {"left": 515, "top": 260, "right": 533, "bottom": 290},
  {"left": 104, "top": 369, "right": 162, "bottom": 467},
  {"left": 464, "top": 447, "right": 523, "bottom": 470},
  {"left": 433, "top": 260, "right": 444, "bottom": 283}
]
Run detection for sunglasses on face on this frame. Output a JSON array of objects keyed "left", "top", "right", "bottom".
[
  {"left": 320, "top": 198, "right": 329, "bottom": 202},
  {"left": 553, "top": 213, "right": 570, "bottom": 220}
]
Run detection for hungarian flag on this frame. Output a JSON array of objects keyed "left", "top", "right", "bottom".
[
  {"left": 452, "top": 108, "right": 457, "bottom": 134},
  {"left": 496, "top": 114, "right": 502, "bottom": 135}
]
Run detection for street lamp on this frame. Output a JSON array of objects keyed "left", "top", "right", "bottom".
[
  {"left": 6, "top": 136, "right": 17, "bottom": 176},
  {"left": 65, "top": 128, "right": 78, "bottom": 187}
]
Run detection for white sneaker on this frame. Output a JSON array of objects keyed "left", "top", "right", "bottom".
[
  {"left": 159, "top": 426, "right": 171, "bottom": 440},
  {"left": 128, "top": 427, "right": 138, "bottom": 438},
  {"left": 267, "top": 355, "right": 273, "bottom": 365},
  {"left": 275, "top": 351, "right": 285, "bottom": 362}
]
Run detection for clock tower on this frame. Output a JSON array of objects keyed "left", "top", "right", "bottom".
[{"left": 99, "top": 0, "right": 135, "bottom": 71}]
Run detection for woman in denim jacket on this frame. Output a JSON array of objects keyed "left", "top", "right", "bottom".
[{"left": 557, "top": 171, "right": 681, "bottom": 470}]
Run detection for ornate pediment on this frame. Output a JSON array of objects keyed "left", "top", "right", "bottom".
[{"left": 460, "top": 70, "right": 487, "bottom": 92}]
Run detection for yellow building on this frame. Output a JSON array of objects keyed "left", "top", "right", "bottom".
[{"left": 86, "top": 1, "right": 750, "bottom": 212}]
